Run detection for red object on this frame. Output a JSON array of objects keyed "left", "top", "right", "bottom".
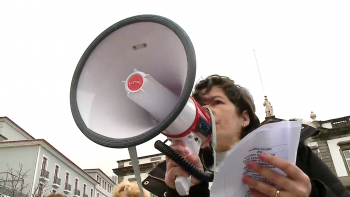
[
  {"left": 162, "top": 96, "right": 212, "bottom": 141},
  {"left": 127, "top": 74, "right": 143, "bottom": 91}
]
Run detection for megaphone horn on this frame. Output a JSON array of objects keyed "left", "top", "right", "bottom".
[{"left": 70, "top": 15, "right": 215, "bottom": 196}]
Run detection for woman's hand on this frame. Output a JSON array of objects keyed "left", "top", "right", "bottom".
[
  {"left": 165, "top": 140, "right": 204, "bottom": 189},
  {"left": 242, "top": 153, "right": 312, "bottom": 197}
]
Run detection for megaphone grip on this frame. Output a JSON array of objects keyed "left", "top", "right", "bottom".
[{"left": 154, "top": 140, "right": 214, "bottom": 182}]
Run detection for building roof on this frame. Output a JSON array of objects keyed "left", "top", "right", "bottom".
[
  {"left": 260, "top": 116, "right": 284, "bottom": 126},
  {"left": 0, "top": 117, "right": 35, "bottom": 140},
  {"left": 318, "top": 115, "right": 350, "bottom": 124},
  {"left": 83, "top": 168, "right": 116, "bottom": 185},
  {"left": 116, "top": 153, "right": 164, "bottom": 163},
  {"left": 0, "top": 139, "right": 99, "bottom": 184}
]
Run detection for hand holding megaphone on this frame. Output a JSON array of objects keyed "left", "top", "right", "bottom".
[{"left": 164, "top": 140, "right": 205, "bottom": 193}]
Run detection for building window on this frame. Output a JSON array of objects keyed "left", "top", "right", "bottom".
[
  {"left": 342, "top": 150, "right": 350, "bottom": 171},
  {"left": 65, "top": 172, "right": 70, "bottom": 184},
  {"left": 42, "top": 157, "right": 48, "bottom": 170},
  {"left": 150, "top": 157, "right": 162, "bottom": 161},
  {"left": 91, "top": 189, "right": 93, "bottom": 197},
  {"left": 38, "top": 183, "right": 44, "bottom": 196},
  {"left": 75, "top": 178, "right": 79, "bottom": 190},
  {"left": 83, "top": 184, "right": 86, "bottom": 196},
  {"left": 97, "top": 175, "right": 100, "bottom": 186},
  {"left": 97, "top": 193, "right": 99, "bottom": 197},
  {"left": 337, "top": 140, "right": 350, "bottom": 175},
  {"left": 54, "top": 165, "right": 59, "bottom": 178}
]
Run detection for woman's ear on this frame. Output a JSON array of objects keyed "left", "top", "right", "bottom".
[{"left": 242, "top": 110, "right": 250, "bottom": 128}]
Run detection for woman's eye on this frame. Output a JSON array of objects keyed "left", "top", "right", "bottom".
[{"left": 214, "top": 100, "right": 223, "bottom": 105}]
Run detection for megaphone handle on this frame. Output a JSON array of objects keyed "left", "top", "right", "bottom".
[{"left": 170, "top": 133, "right": 202, "bottom": 196}]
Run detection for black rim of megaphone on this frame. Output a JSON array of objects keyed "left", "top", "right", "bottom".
[{"left": 70, "top": 15, "right": 196, "bottom": 148}]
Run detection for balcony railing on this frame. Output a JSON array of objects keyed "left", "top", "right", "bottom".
[
  {"left": 74, "top": 189, "right": 80, "bottom": 196},
  {"left": 53, "top": 177, "right": 61, "bottom": 187},
  {"left": 65, "top": 183, "right": 72, "bottom": 191},
  {"left": 40, "top": 169, "right": 49, "bottom": 180},
  {"left": 332, "top": 118, "right": 350, "bottom": 128}
]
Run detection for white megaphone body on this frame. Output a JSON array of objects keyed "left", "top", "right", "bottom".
[{"left": 70, "top": 15, "right": 215, "bottom": 196}]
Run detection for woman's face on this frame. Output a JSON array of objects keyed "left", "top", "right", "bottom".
[{"left": 203, "top": 86, "right": 250, "bottom": 152}]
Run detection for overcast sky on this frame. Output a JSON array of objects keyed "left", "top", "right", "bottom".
[{"left": 1, "top": 0, "right": 349, "bottom": 177}]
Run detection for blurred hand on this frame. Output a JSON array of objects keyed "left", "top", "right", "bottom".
[{"left": 165, "top": 140, "right": 204, "bottom": 189}]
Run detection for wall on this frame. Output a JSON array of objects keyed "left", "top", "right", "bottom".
[
  {"left": 0, "top": 145, "right": 39, "bottom": 195},
  {"left": 95, "top": 185, "right": 110, "bottom": 197},
  {"left": 0, "top": 122, "right": 30, "bottom": 141},
  {"left": 34, "top": 146, "right": 96, "bottom": 197},
  {"left": 85, "top": 172, "right": 112, "bottom": 197}
]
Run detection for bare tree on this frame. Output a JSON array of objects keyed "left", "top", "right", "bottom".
[
  {"left": 31, "top": 180, "right": 50, "bottom": 197},
  {"left": 0, "top": 163, "right": 50, "bottom": 197}
]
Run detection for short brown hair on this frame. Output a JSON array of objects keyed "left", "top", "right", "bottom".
[
  {"left": 192, "top": 74, "right": 260, "bottom": 138},
  {"left": 112, "top": 181, "right": 150, "bottom": 197},
  {"left": 47, "top": 193, "right": 66, "bottom": 197}
]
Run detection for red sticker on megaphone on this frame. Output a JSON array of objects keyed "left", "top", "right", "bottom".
[{"left": 127, "top": 74, "right": 144, "bottom": 91}]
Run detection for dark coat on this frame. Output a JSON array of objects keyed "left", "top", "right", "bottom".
[{"left": 142, "top": 142, "right": 349, "bottom": 197}]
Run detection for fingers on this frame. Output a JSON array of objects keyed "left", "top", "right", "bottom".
[
  {"left": 166, "top": 140, "right": 190, "bottom": 172},
  {"left": 258, "top": 153, "right": 306, "bottom": 181},
  {"left": 170, "top": 141, "right": 189, "bottom": 156},
  {"left": 186, "top": 154, "right": 204, "bottom": 171},
  {"left": 166, "top": 140, "right": 188, "bottom": 163},
  {"left": 165, "top": 166, "right": 190, "bottom": 189},
  {"left": 242, "top": 176, "right": 283, "bottom": 197},
  {"left": 170, "top": 140, "right": 186, "bottom": 147},
  {"left": 249, "top": 188, "right": 269, "bottom": 197},
  {"left": 246, "top": 161, "right": 294, "bottom": 191},
  {"left": 166, "top": 159, "right": 178, "bottom": 173}
]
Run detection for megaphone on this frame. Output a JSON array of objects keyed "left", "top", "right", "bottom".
[{"left": 70, "top": 15, "right": 215, "bottom": 196}]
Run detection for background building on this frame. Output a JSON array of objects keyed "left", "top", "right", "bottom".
[
  {"left": 307, "top": 115, "right": 350, "bottom": 189},
  {"left": 113, "top": 153, "right": 165, "bottom": 184},
  {"left": 84, "top": 169, "right": 115, "bottom": 197},
  {"left": 0, "top": 117, "right": 116, "bottom": 197}
]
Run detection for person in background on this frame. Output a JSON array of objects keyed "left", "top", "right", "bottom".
[
  {"left": 47, "top": 193, "right": 66, "bottom": 197},
  {"left": 142, "top": 75, "right": 349, "bottom": 197},
  {"left": 112, "top": 181, "right": 150, "bottom": 197}
]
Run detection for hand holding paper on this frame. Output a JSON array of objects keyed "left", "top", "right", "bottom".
[{"left": 210, "top": 120, "right": 311, "bottom": 197}]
